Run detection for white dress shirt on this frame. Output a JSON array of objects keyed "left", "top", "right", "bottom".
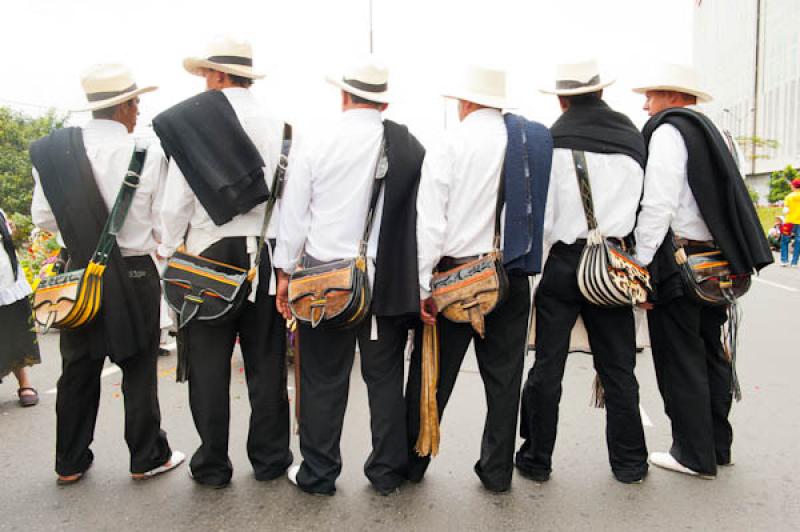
[
  {"left": 0, "top": 209, "right": 32, "bottom": 305},
  {"left": 544, "top": 148, "right": 644, "bottom": 248},
  {"left": 273, "top": 108, "right": 385, "bottom": 275},
  {"left": 158, "top": 87, "right": 284, "bottom": 258},
  {"left": 416, "top": 108, "right": 507, "bottom": 298},
  {"left": 31, "top": 119, "right": 168, "bottom": 258},
  {"left": 634, "top": 122, "right": 713, "bottom": 266}
]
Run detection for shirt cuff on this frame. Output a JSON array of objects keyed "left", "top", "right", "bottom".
[{"left": 157, "top": 243, "right": 177, "bottom": 258}]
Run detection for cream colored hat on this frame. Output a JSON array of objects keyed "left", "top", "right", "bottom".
[
  {"left": 540, "top": 59, "right": 615, "bottom": 96},
  {"left": 443, "top": 65, "right": 510, "bottom": 109},
  {"left": 325, "top": 57, "right": 390, "bottom": 104},
  {"left": 75, "top": 64, "right": 156, "bottom": 112},
  {"left": 632, "top": 63, "right": 712, "bottom": 103},
  {"left": 183, "top": 35, "right": 265, "bottom": 79}
]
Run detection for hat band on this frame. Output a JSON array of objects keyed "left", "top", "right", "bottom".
[
  {"left": 86, "top": 83, "right": 138, "bottom": 102},
  {"left": 556, "top": 75, "right": 601, "bottom": 90},
  {"left": 343, "top": 78, "right": 387, "bottom": 93},
  {"left": 207, "top": 55, "right": 253, "bottom": 67}
]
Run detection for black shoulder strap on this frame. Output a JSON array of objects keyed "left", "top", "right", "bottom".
[
  {"left": 252, "top": 122, "right": 293, "bottom": 270},
  {"left": 494, "top": 162, "right": 506, "bottom": 251},
  {"left": 571, "top": 150, "right": 598, "bottom": 231},
  {"left": 358, "top": 128, "right": 389, "bottom": 258}
]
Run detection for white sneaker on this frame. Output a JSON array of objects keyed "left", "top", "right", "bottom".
[
  {"left": 287, "top": 464, "right": 300, "bottom": 486},
  {"left": 648, "top": 451, "right": 715, "bottom": 479},
  {"left": 132, "top": 450, "right": 186, "bottom": 480},
  {"left": 781, "top": 262, "right": 789, "bottom": 267}
]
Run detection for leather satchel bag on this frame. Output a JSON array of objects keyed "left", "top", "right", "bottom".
[
  {"left": 32, "top": 149, "right": 145, "bottom": 332},
  {"left": 430, "top": 163, "right": 508, "bottom": 339},
  {"left": 571, "top": 150, "right": 651, "bottom": 307},
  {"left": 671, "top": 231, "right": 751, "bottom": 306},
  {"left": 288, "top": 135, "right": 388, "bottom": 330},
  {"left": 162, "top": 124, "right": 292, "bottom": 329}
]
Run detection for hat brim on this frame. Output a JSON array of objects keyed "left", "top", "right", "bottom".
[
  {"left": 539, "top": 78, "right": 615, "bottom": 96},
  {"left": 73, "top": 85, "right": 158, "bottom": 112},
  {"left": 441, "top": 90, "right": 513, "bottom": 110},
  {"left": 325, "top": 75, "right": 391, "bottom": 104},
  {"left": 183, "top": 57, "right": 265, "bottom": 80},
  {"left": 631, "top": 84, "right": 713, "bottom": 103}
]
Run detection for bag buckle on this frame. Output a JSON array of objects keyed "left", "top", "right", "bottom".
[{"left": 310, "top": 298, "right": 327, "bottom": 328}]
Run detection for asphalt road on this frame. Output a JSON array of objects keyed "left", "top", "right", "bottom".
[{"left": 1, "top": 260, "right": 799, "bottom": 531}]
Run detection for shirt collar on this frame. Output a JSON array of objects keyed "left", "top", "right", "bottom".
[
  {"left": 461, "top": 107, "right": 503, "bottom": 127},
  {"left": 342, "top": 108, "right": 383, "bottom": 124},
  {"left": 84, "top": 119, "right": 128, "bottom": 136}
]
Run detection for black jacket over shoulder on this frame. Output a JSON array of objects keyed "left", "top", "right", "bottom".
[
  {"left": 642, "top": 108, "right": 773, "bottom": 300},
  {"left": 371, "top": 120, "right": 425, "bottom": 318}
]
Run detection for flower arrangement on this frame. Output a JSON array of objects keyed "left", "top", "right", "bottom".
[{"left": 20, "top": 228, "right": 61, "bottom": 289}]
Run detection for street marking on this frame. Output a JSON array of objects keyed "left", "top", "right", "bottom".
[
  {"left": 639, "top": 405, "right": 653, "bottom": 427},
  {"left": 45, "top": 365, "right": 121, "bottom": 394},
  {"left": 752, "top": 277, "right": 799, "bottom": 293}
]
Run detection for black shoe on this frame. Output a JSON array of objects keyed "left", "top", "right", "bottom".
[
  {"left": 515, "top": 464, "right": 550, "bottom": 483},
  {"left": 188, "top": 467, "right": 230, "bottom": 489}
]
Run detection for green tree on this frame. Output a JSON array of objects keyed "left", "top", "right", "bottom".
[
  {"left": 747, "top": 183, "right": 760, "bottom": 204},
  {"left": 0, "top": 106, "right": 67, "bottom": 218},
  {"left": 768, "top": 165, "right": 797, "bottom": 203}
]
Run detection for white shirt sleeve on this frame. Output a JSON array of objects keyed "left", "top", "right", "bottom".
[
  {"left": 30, "top": 167, "right": 59, "bottom": 234},
  {"left": 143, "top": 147, "right": 169, "bottom": 247},
  {"left": 272, "top": 143, "right": 312, "bottom": 273},
  {"left": 157, "top": 159, "right": 195, "bottom": 258},
  {"left": 542, "top": 163, "right": 558, "bottom": 249},
  {"left": 416, "top": 140, "right": 452, "bottom": 298},
  {"left": 634, "top": 125, "right": 687, "bottom": 266}
]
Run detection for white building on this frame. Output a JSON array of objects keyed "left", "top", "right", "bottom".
[{"left": 694, "top": 0, "right": 800, "bottom": 198}]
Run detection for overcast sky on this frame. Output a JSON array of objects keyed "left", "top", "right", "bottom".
[{"left": 0, "top": 0, "right": 695, "bottom": 146}]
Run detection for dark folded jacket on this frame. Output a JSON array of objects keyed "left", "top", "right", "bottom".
[{"left": 153, "top": 90, "right": 268, "bottom": 226}]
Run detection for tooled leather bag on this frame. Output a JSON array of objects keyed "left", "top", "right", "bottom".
[
  {"left": 162, "top": 124, "right": 292, "bottom": 328},
  {"left": 571, "top": 150, "right": 651, "bottom": 307},
  {"left": 288, "top": 135, "right": 388, "bottom": 329},
  {"left": 32, "top": 149, "right": 145, "bottom": 333},
  {"left": 670, "top": 230, "right": 751, "bottom": 306},
  {"left": 430, "top": 165, "right": 508, "bottom": 339}
]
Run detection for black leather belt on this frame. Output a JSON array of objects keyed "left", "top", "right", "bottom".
[
  {"left": 675, "top": 237, "right": 715, "bottom": 248},
  {"left": 436, "top": 255, "right": 480, "bottom": 271}
]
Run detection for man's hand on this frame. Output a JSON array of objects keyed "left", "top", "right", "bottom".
[
  {"left": 275, "top": 270, "right": 293, "bottom": 321},
  {"left": 420, "top": 297, "right": 438, "bottom": 325}
]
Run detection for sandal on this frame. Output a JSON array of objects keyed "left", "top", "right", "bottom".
[
  {"left": 17, "top": 387, "right": 39, "bottom": 407},
  {"left": 57, "top": 462, "right": 92, "bottom": 486}
]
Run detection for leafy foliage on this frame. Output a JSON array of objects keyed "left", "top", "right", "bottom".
[
  {"left": 768, "top": 165, "right": 796, "bottom": 204},
  {"left": 736, "top": 135, "right": 779, "bottom": 162},
  {"left": 0, "top": 106, "right": 67, "bottom": 218}
]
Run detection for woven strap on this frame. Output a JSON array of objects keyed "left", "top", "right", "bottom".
[
  {"left": 92, "top": 148, "right": 146, "bottom": 265},
  {"left": 252, "top": 123, "right": 293, "bottom": 272},
  {"left": 357, "top": 128, "right": 389, "bottom": 258},
  {"left": 571, "top": 150, "right": 598, "bottom": 231}
]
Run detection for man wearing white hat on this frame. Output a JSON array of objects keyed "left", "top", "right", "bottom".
[
  {"left": 273, "top": 58, "right": 425, "bottom": 496},
  {"left": 516, "top": 59, "right": 650, "bottom": 485},
  {"left": 30, "top": 64, "right": 184, "bottom": 484},
  {"left": 409, "top": 65, "right": 552, "bottom": 492},
  {"left": 154, "top": 35, "right": 293, "bottom": 488},
  {"left": 632, "top": 63, "right": 772, "bottom": 479}
]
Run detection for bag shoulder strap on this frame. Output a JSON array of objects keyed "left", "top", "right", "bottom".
[
  {"left": 91, "top": 148, "right": 146, "bottom": 265},
  {"left": 493, "top": 160, "right": 506, "bottom": 251},
  {"left": 252, "top": 123, "right": 293, "bottom": 271},
  {"left": 358, "top": 127, "right": 389, "bottom": 258},
  {"left": 571, "top": 150, "right": 598, "bottom": 231}
]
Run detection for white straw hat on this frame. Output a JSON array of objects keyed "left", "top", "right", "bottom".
[
  {"left": 183, "top": 35, "right": 265, "bottom": 79},
  {"left": 325, "top": 57, "right": 390, "bottom": 104},
  {"left": 631, "top": 63, "right": 713, "bottom": 103},
  {"left": 75, "top": 64, "right": 156, "bottom": 112},
  {"left": 539, "top": 59, "right": 614, "bottom": 96},
  {"left": 442, "top": 65, "right": 510, "bottom": 109}
]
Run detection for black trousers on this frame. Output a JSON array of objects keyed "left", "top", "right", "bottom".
[
  {"left": 516, "top": 242, "right": 648, "bottom": 482},
  {"left": 648, "top": 294, "right": 732, "bottom": 476},
  {"left": 406, "top": 275, "right": 531, "bottom": 492},
  {"left": 183, "top": 238, "right": 292, "bottom": 486},
  {"left": 56, "top": 255, "right": 172, "bottom": 476},
  {"left": 295, "top": 313, "right": 412, "bottom": 494}
]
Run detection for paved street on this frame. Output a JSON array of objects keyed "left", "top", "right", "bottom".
[{"left": 1, "top": 260, "right": 799, "bottom": 531}]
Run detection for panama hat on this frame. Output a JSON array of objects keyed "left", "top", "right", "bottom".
[
  {"left": 325, "top": 57, "right": 390, "bottom": 104},
  {"left": 442, "top": 65, "right": 510, "bottom": 109},
  {"left": 183, "top": 35, "right": 265, "bottom": 79},
  {"left": 632, "top": 63, "right": 712, "bottom": 103},
  {"left": 75, "top": 64, "right": 156, "bottom": 112},
  {"left": 540, "top": 59, "right": 615, "bottom": 96}
]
